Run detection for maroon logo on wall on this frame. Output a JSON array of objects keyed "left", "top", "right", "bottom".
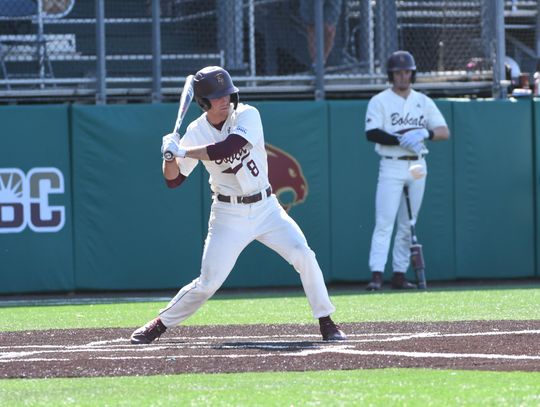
[{"left": 265, "top": 143, "right": 308, "bottom": 212}]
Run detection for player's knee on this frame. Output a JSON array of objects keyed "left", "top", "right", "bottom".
[
  {"left": 193, "top": 273, "right": 222, "bottom": 298},
  {"left": 197, "top": 279, "right": 220, "bottom": 297},
  {"left": 289, "top": 244, "right": 316, "bottom": 271},
  {"left": 373, "top": 222, "right": 394, "bottom": 241},
  {"left": 375, "top": 219, "right": 394, "bottom": 233}
]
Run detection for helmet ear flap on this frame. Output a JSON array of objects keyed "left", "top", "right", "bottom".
[
  {"left": 196, "top": 94, "right": 238, "bottom": 111},
  {"left": 196, "top": 97, "right": 211, "bottom": 111},
  {"left": 231, "top": 93, "right": 239, "bottom": 110}
]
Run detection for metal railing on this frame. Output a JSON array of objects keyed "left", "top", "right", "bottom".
[{"left": 0, "top": 0, "right": 521, "bottom": 103}]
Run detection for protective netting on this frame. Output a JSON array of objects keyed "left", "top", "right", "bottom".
[{"left": 0, "top": 0, "right": 537, "bottom": 100}]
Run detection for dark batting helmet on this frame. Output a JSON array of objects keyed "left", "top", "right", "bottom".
[
  {"left": 193, "top": 66, "right": 239, "bottom": 111},
  {"left": 387, "top": 50, "right": 417, "bottom": 83}
]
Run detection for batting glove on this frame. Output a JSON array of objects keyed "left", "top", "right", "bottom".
[
  {"left": 408, "top": 141, "right": 424, "bottom": 155},
  {"left": 161, "top": 133, "right": 186, "bottom": 160},
  {"left": 399, "top": 128, "right": 429, "bottom": 151}
]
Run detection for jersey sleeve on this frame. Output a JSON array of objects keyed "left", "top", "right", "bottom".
[
  {"left": 425, "top": 97, "right": 448, "bottom": 129},
  {"left": 365, "top": 96, "right": 385, "bottom": 132},
  {"left": 229, "top": 106, "right": 263, "bottom": 148},
  {"left": 177, "top": 127, "right": 199, "bottom": 177}
]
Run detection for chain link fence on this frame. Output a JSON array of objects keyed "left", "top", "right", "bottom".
[{"left": 0, "top": 0, "right": 535, "bottom": 103}]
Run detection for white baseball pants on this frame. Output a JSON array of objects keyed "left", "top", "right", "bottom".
[
  {"left": 369, "top": 157, "right": 427, "bottom": 273},
  {"left": 159, "top": 194, "right": 336, "bottom": 327}
]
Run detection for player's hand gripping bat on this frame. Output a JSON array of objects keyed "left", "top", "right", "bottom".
[
  {"left": 163, "top": 75, "right": 195, "bottom": 161},
  {"left": 403, "top": 185, "right": 427, "bottom": 289}
]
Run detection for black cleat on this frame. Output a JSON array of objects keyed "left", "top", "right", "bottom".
[
  {"left": 390, "top": 272, "right": 417, "bottom": 289},
  {"left": 366, "top": 271, "right": 383, "bottom": 291},
  {"left": 130, "top": 317, "right": 167, "bottom": 344},
  {"left": 319, "top": 316, "right": 347, "bottom": 341}
]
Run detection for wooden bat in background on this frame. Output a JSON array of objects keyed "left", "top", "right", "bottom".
[{"left": 163, "top": 74, "right": 195, "bottom": 161}]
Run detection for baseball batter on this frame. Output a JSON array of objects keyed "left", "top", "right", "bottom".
[
  {"left": 364, "top": 50, "right": 450, "bottom": 291},
  {"left": 131, "top": 66, "right": 346, "bottom": 343}
]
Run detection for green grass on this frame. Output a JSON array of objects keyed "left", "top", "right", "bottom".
[
  {"left": 1, "top": 286, "right": 539, "bottom": 406},
  {"left": 1, "top": 369, "right": 539, "bottom": 406},
  {"left": 1, "top": 287, "right": 539, "bottom": 331}
]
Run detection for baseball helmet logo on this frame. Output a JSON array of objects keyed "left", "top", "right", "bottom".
[
  {"left": 265, "top": 143, "right": 308, "bottom": 212},
  {"left": 215, "top": 73, "right": 224, "bottom": 86}
]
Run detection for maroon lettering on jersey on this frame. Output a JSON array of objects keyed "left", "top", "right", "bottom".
[
  {"left": 215, "top": 147, "right": 249, "bottom": 165},
  {"left": 222, "top": 152, "right": 251, "bottom": 174},
  {"left": 390, "top": 112, "right": 427, "bottom": 128}
]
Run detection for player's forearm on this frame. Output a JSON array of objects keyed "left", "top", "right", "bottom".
[
  {"left": 430, "top": 126, "right": 450, "bottom": 141},
  {"left": 366, "top": 128, "right": 400, "bottom": 145},
  {"left": 184, "top": 146, "right": 210, "bottom": 161},
  {"left": 162, "top": 160, "right": 186, "bottom": 188},
  {"left": 163, "top": 159, "right": 181, "bottom": 179}
]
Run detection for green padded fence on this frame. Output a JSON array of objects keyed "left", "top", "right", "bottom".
[
  {"left": 0, "top": 105, "right": 74, "bottom": 293},
  {"left": 71, "top": 104, "right": 204, "bottom": 291},
  {"left": 0, "top": 99, "right": 537, "bottom": 294},
  {"left": 453, "top": 99, "right": 534, "bottom": 279}
]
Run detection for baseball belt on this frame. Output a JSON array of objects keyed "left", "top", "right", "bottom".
[
  {"left": 217, "top": 186, "right": 272, "bottom": 204},
  {"left": 383, "top": 155, "right": 419, "bottom": 161}
]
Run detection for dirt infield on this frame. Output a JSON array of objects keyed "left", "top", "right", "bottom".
[{"left": 1, "top": 320, "right": 539, "bottom": 378}]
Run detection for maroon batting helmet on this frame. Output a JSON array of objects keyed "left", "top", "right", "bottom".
[
  {"left": 387, "top": 50, "right": 417, "bottom": 83},
  {"left": 193, "top": 66, "right": 239, "bottom": 111}
]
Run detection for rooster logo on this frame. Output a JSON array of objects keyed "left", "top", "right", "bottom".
[{"left": 265, "top": 143, "right": 308, "bottom": 212}]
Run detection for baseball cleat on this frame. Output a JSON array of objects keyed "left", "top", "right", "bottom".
[
  {"left": 366, "top": 271, "right": 383, "bottom": 291},
  {"left": 130, "top": 317, "right": 167, "bottom": 344},
  {"left": 319, "top": 316, "right": 347, "bottom": 341},
  {"left": 366, "top": 281, "right": 382, "bottom": 291},
  {"left": 390, "top": 272, "right": 417, "bottom": 289}
]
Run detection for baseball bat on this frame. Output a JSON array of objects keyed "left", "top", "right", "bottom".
[
  {"left": 163, "top": 74, "right": 195, "bottom": 161},
  {"left": 403, "top": 185, "right": 427, "bottom": 289}
]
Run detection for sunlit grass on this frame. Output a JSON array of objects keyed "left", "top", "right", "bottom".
[{"left": 0, "top": 287, "right": 539, "bottom": 331}]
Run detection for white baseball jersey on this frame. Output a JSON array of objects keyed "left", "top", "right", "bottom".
[
  {"left": 366, "top": 87, "right": 448, "bottom": 276},
  {"left": 365, "top": 88, "right": 447, "bottom": 157},
  {"left": 158, "top": 102, "right": 336, "bottom": 327},
  {"left": 177, "top": 103, "right": 269, "bottom": 196}
]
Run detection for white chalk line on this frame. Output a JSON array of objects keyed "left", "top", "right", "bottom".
[
  {"left": 0, "top": 329, "right": 539, "bottom": 364},
  {"left": 4, "top": 346, "right": 540, "bottom": 363},
  {"left": 3, "top": 329, "right": 539, "bottom": 351},
  {"left": 2, "top": 329, "right": 539, "bottom": 352},
  {"left": 0, "top": 297, "right": 171, "bottom": 308}
]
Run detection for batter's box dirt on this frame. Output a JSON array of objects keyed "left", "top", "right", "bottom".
[{"left": 1, "top": 320, "right": 539, "bottom": 378}]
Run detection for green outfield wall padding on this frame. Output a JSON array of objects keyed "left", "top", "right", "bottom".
[
  {"left": 535, "top": 101, "right": 540, "bottom": 277},
  {"left": 328, "top": 100, "right": 377, "bottom": 282},
  {"left": 328, "top": 100, "right": 455, "bottom": 283},
  {"left": 0, "top": 105, "right": 74, "bottom": 293},
  {"left": 1, "top": 99, "right": 539, "bottom": 295},
  {"left": 71, "top": 104, "right": 204, "bottom": 290},
  {"left": 453, "top": 99, "right": 535, "bottom": 278},
  {"left": 416, "top": 100, "right": 456, "bottom": 281}
]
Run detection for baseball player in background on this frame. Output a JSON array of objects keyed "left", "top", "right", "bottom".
[
  {"left": 364, "top": 50, "right": 450, "bottom": 291},
  {"left": 131, "top": 66, "right": 346, "bottom": 343}
]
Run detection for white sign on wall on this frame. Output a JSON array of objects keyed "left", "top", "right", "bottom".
[{"left": 0, "top": 167, "right": 65, "bottom": 233}]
